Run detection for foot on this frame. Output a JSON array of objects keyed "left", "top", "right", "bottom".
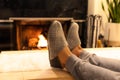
[
  {"left": 67, "top": 22, "right": 83, "bottom": 56},
  {"left": 58, "top": 46, "right": 71, "bottom": 67},
  {"left": 48, "top": 20, "right": 68, "bottom": 68}
]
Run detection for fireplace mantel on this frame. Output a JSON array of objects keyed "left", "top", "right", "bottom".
[
  {"left": 9, "top": 17, "right": 73, "bottom": 21},
  {"left": 10, "top": 17, "right": 74, "bottom": 26}
]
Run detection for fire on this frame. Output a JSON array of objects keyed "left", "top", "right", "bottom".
[{"left": 37, "top": 34, "right": 47, "bottom": 48}]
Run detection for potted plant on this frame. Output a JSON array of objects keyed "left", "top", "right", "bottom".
[{"left": 102, "top": 0, "right": 120, "bottom": 47}]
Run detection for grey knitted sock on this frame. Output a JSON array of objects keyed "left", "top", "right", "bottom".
[
  {"left": 67, "top": 22, "right": 81, "bottom": 50},
  {"left": 48, "top": 20, "right": 68, "bottom": 68}
]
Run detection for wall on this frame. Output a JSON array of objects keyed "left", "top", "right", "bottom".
[
  {"left": 88, "top": 0, "right": 108, "bottom": 35},
  {"left": 0, "top": 0, "right": 88, "bottom": 19}
]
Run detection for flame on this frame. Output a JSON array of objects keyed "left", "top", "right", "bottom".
[{"left": 37, "top": 34, "right": 47, "bottom": 48}]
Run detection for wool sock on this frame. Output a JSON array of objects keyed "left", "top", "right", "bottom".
[
  {"left": 48, "top": 20, "right": 68, "bottom": 68},
  {"left": 67, "top": 22, "right": 81, "bottom": 50}
]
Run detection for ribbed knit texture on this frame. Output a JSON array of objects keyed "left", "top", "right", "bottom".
[
  {"left": 67, "top": 22, "right": 81, "bottom": 50},
  {"left": 48, "top": 20, "right": 68, "bottom": 60}
]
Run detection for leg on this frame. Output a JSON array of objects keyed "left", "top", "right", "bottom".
[
  {"left": 65, "top": 54, "right": 120, "bottom": 80},
  {"left": 48, "top": 21, "right": 120, "bottom": 80},
  {"left": 79, "top": 50, "right": 120, "bottom": 72},
  {"left": 58, "top": 46, "right": 120, "bottom": 80},
  {"left": 67, "top": 22, "right": 120, "bottom": 72}
]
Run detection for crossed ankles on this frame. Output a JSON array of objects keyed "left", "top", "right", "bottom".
[{"left": 48, "top": 20, "right": 83, "bottom": 68}]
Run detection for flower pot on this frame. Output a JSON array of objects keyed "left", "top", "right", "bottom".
[{"left": 104, "top": 23, "right": 120, "bottom": 47}]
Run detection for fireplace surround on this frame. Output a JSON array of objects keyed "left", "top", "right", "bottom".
[
  {"left": 10, "top": 18, "right": 74, "bottom": 50},
  {"left": 0, "top": 20, "right": 16, "bottom": 51}
]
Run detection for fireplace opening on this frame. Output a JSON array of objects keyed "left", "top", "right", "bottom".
[
  {"left": 18, "top": 21, "right": 50, "bottom": 50},
  {"left": 21, "top": 26, "right": 48, "bottom": 50}
]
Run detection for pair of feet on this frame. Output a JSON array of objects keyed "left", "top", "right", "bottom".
[{"left": 48, "top": 21, "right": 83, "bottom": 68}]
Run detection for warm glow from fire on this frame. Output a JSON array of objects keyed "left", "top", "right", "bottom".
[{"left": 37, "top": 34, "right": 47, "bottom": 48}]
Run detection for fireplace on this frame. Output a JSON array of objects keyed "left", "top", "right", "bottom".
[{"left": 10, "top": 18, "right": 73, "bottom": 50}]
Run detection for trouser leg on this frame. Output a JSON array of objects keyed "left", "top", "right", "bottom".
[
  {"left": 79, "top": 50, "right": 120, "bottom": 72},
  {"left": 66, "top": 54, "right": 120, "bottom": 80}
]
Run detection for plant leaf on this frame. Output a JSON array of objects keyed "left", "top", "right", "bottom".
[
  {"left": 102, "top": 0, "right": 120, "bottom": 23},
  {"left": 101, "top": 2, "right": 105, "bottom": 11}
]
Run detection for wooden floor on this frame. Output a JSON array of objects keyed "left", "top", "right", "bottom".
[
  {"left": 0, "top": 47, "right": 120, "bottom": 80},
  {"left": 0, "top": 69, "right": 74, "bottom": 80}
]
